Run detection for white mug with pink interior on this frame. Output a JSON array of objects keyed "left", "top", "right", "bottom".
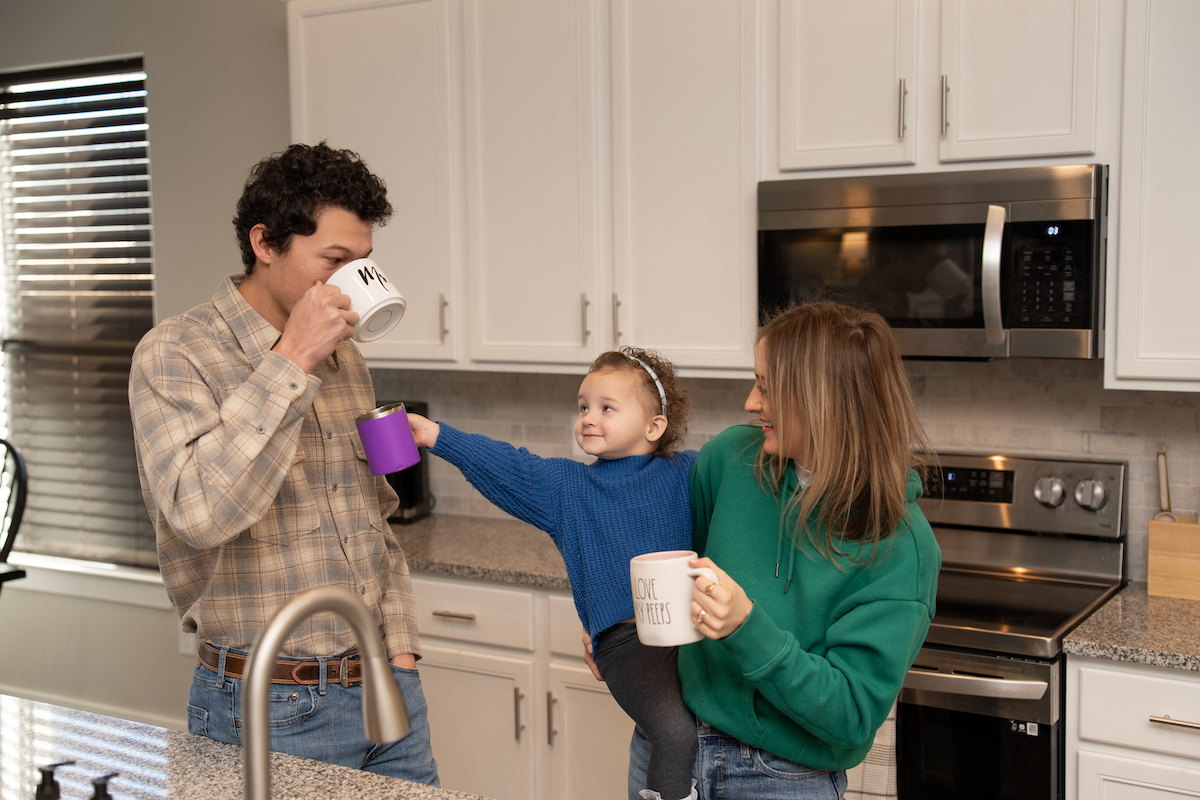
[{"left": 629, "top": 550, "right": 719, "bottom": 647}]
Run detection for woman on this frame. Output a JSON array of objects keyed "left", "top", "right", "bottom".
[{"left": 628, "top": 302, "right": 941, "bottom": 799}]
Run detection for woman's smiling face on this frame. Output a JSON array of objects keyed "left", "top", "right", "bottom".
[{"left": 745, "top": 339, "right": 806, "bottom": 462}]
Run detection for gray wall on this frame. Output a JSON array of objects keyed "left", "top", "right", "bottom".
[{"left": 0, "top": 0, "right": 293, "bottom": 321}]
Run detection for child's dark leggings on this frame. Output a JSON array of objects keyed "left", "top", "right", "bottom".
[{"left": 594, "top": 621, "right": 697, "bottom": 800}]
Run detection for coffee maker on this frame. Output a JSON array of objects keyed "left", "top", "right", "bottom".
[{"left": 379, "top": 399, "right": 434, "bottom": 524}]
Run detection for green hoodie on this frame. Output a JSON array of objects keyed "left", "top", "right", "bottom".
[{"left": 681, "top": 424, "right": 940, "bottom": 771}]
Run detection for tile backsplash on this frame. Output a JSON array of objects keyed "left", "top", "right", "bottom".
[{"left": 375, "top": 358, "right": 1200, "bottom": 582}]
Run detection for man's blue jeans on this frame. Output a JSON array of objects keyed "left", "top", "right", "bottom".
[
  {"left": 629, "top": 719, "right": 846, "bottom": 800},
  {"left": 187, "top": 650, "right": 439, "bottom": 785}
]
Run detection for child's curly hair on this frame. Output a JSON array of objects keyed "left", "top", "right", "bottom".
[{"left": 588, "top": 346, "right": 692, "bottom": 456}]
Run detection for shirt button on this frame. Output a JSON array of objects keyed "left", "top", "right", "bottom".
[
  {"left": 327, "top": 432, "right": 333, "bottom": 439},
  {"left": 361, "top": 587, "right": 366, "bottom": 595},
  {"left": 290, "top": 382, "right": 298, "bottom": 390},
  {"left": 256, "top": 426, "right": 265, "bottom": 434},
  {"left": 332, "top": 484, "right": 338, "bottom": 492}
]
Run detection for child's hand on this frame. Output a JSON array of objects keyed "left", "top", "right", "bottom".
[
  {"left": 407, "top": 413, "right": 441, "bottom": 449},
  {"left": 582, "top": 629, "right": 604, "bottom": 682}
]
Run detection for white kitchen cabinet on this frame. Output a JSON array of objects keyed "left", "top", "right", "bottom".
[
  {"left": 548, "top": 662, "right": 636, "bottom": 799},
  {"left": 420, "top": 643, "right": 538, "bottom": 800},
  {"left": 287, "top": 0, "right": 463, "bottom": 363},
  {"left": 609, "top": 0, "right": 759, "bottom": 370},
  {"left": 411, "top": 574, "right": 632, "bottom": 800},
  {"left": 777, "top": 0, "right": 918, "bottom": 170},
  {"left": 1067, "top": 655, "right": 1200, "bottom": 800},
  {"left": 287, "top": 0, "right": 759, "bottom": 375},
  {"left": 939, "top": 0, "right": 1100, "bottom": 162},
  {"left": 461, "top": 0, "right": 604, "bottom": 366},
  {"left": 777, "top": 0, "right": 1100, "bottom": 170},
  {"left": 1106, "top": 0, "right": 1200, "bottom": 389}
]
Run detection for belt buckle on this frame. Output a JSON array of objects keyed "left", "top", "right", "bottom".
[{"left": 340, "top": 655, "right": 350, "bottom": 689}]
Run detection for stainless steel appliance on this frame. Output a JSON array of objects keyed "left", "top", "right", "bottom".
[
  {"left": 380, "top": 399, "right": 434, "bottom": 524},
  {"left": 898, "top": 453, "right": 1127, "bottom": 800},
  {"left": 757, "top": 164, "right": 1108, "bottom": 359}
]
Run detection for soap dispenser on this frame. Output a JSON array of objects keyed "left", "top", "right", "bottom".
[
  {"left": 89, "top": 772, "right": 118, "bottom": 800},
  {"left": 34, "top": 761, "right": 74, "bottom": 800}
]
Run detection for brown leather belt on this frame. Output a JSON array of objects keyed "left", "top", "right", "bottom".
[{"left": 198, "top": 642, "right": 363, "bottom": 687}]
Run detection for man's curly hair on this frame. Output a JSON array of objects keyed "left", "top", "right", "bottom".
[{"left": 233, "top": 142, "right": 393, "bottom": 272}]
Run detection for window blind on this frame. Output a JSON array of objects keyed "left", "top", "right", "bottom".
[{"left": 0, "top": 58, "right": 157, "bottom": 568}]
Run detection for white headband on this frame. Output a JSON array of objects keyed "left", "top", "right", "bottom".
[{"left": 626, "top": 354, "right": 667, "bottom": 416}]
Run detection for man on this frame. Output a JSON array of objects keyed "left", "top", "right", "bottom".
[{"left": 129, "top": 143, "right": 438, "bottom": 784}]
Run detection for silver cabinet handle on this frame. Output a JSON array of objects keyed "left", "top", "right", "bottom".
[
  {"left": 514, "top": 687, "right": 525, "bottom": 741},
  {"left": 439, "top": 293, "right": 449, "bottom": 344},
  {"left": 581, "top": 293, "right": 591, "bottom": 345},
  {"left": 941, "top": 75, "right": 949, "bottom": 135},
  {"left": 430, "top": 610, "right": 476, "bottom": 622},
  {"left": 1150, "top": 715, "right": 1200, "bottom": 732},
  {"left": 547, "top": 692, "right": 558, "bottom": 745},
  {"left": 612, "top": 293, "right": 622, "bottom": 347},
  {"left": 981, "top": 204, "right": 1007, "bottom": 347},
  {"left": 898, "top": 78, "right": 908, "bottom": 140},
  {"left": 903, "top": 668, "right": 1047, "bottom": 700}
]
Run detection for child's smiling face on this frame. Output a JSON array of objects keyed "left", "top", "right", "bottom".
[{"left": 574, "top": 368, "right": 665, "bottom": 460}]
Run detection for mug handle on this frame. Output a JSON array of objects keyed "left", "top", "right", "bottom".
[{"left": 686, "top": 566, "right": 719, "bottom": 588}]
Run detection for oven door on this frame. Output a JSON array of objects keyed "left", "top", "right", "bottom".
[{"left": 897, "top": 647, "right": 1062, "bottom": 800}]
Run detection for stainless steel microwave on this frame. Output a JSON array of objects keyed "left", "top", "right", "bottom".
[{"left": 757, "top": 164, "right": 1108, "bottom": 359}]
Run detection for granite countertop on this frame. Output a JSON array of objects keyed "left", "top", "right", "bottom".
[
  {"left": 0, "top": 694, "right": 485, "bottom": 800},
  {"left": 1064, "top": 582, "right": 1200, "bottom": 671},
  {"left": 393, "top": 513, "right": 569, "bottom": 590}
]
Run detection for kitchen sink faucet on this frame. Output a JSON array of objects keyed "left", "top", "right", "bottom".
[{"left": 242, "top": 586, "right": 411, "bottom": 800}]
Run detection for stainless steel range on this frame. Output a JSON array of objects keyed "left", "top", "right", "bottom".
[{"left": 898, "top": 453, "right": 1127, "bottom": 800}]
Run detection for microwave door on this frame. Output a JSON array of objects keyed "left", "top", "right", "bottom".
[{"left": 758, "top": 209, "right": 1010, "bottom": 358}]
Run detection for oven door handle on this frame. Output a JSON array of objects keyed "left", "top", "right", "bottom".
[
  {"left": 903, "top": 669, "right": 1048, "bottom": 700},
  {"left": 981, "top": 203, "right": 1007, "bottom": 347}
]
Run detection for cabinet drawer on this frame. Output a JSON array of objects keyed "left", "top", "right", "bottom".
[
  {"left": 411, "top": 575, "right": 534, "bottom": 651},
  {"left": 1078, "top": 666, "right": 1200, "bottom": 759}
]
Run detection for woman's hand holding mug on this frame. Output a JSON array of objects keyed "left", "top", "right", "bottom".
[{"left": 689, "top": 557, "right": 753, "bottom": 639}]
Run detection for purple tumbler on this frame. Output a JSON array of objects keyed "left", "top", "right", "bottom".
[{"left": 354, "top": 402, "right": 422, "bottom": 475}]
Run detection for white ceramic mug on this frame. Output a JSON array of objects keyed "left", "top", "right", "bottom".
[
  {"left": 630, "top": 550, "right": 719, "bottom": 647},
  {"left": 325, "top": 258, "right": 407, "bottom": 342}
]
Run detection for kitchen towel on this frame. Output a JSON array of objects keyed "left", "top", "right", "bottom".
[{"left": 844, "top": 701, "right": 897, "bottom": 800}]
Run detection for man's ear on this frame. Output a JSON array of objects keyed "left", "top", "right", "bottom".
[
  {"left": 248, "top": 223, "right": 275, "bottom": 267},
  {"left": 645, "top": 415, "right": 668, "bottom": 443}
]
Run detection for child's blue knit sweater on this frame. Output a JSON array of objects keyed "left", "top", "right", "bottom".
[{"left": 430, "top": 423, "right": 698, "bottom": 637}]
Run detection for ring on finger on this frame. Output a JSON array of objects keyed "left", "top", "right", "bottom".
[
  {"left": 705, "top": 582, "right": 715, "bottom": 597},
  {"left": 697, "top": 609, "right": 707, "bottom": 624}
]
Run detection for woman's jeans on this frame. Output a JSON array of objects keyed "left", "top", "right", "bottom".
[
  {"left": 187, "top": 656, "right": 439, "bottom": 785},
  {"left": 628, "top": 719, "right": 847, "bottom": 800}
]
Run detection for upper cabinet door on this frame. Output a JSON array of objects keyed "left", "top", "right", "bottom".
[
  {"left": 288, "top": 0, "right": 461, "bottom": 362},
  {"left": 461, "top": 0, "right": 603, "bottom": 366},
  {"left": 610, "top": 0, "right": 758, "bottom": 370},
  {"left": 1109, "top": 0, "right": 1200, "bottom": 387},
  {"left": 940, "top": 0, "right": 1099, "bottom": 162},
  {"left": 778, "top": 0, "right": 918, "bottom": 171}
]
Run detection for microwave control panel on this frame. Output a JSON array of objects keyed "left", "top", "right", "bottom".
[{"left": 1006, "top": 220, "right": 1094, "bottom": 329}]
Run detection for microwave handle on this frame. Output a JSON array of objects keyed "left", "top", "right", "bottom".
[
  {"left": 903, "top": 668, "right": 1047, "bottom": 700},
  {"left": 982, "top": 204, "right": 1007, "bottom": 346}
]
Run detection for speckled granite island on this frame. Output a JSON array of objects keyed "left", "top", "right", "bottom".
[
  {"left": 1063, "top": 581, "right": 1200, "bottom": 671},
  {"left": 0, "top": 694, "right": 486, "bottom": 800}
]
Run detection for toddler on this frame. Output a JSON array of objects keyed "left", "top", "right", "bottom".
[{"left": 407, "top": 346, "right": 698, "bottom": 800}]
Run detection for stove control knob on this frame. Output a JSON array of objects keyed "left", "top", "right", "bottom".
[
  {"left": 1075, "top": 479, "right": 1108, "bottom": 511},
  {"left": 1034, "top": 476, "right": 1066, "bottom": 507}
]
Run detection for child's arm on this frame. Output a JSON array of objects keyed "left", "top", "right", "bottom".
[{"left": 417, "top": 417, "right": 561, "bottom": 534}]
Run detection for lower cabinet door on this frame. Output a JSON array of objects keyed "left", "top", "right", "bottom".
[
  {"left": 419, "top": 643, "right": 537, "bottom": 800},
  {"left": 1079, "top": 750, "right": 1200, "bottom": 799},
  {"left": 547, "top": 662, "right": 637, "bottom": 800}
]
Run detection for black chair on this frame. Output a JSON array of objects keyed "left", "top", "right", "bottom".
[{"left": 0, "top": 438, "right": 28, "bottom": 593}]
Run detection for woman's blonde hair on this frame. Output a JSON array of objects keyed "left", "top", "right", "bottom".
[{"left": 755, "top": 302, "right": 931, "bottom": 559}]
